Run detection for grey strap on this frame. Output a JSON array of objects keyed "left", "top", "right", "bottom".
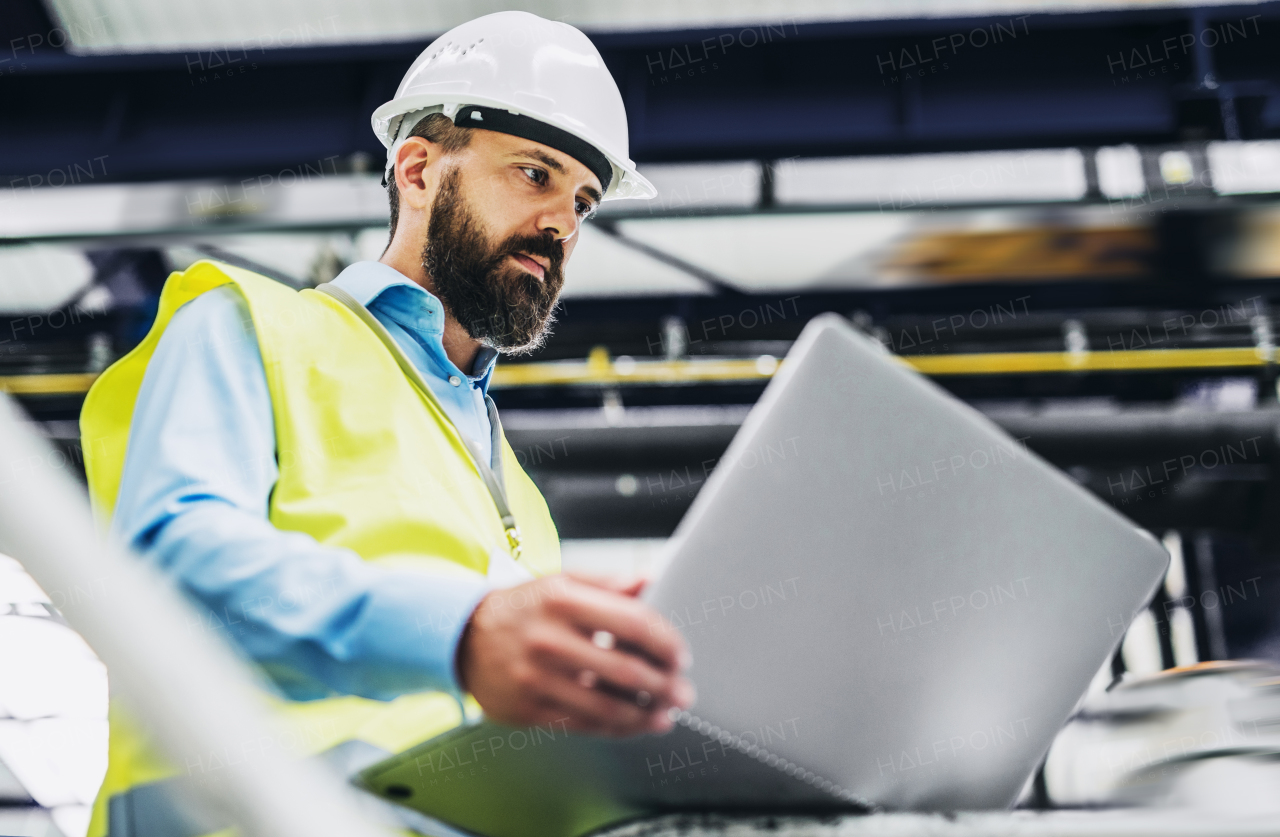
[{"left": 314, "top": 283, "right": 522, "bottom": 558}]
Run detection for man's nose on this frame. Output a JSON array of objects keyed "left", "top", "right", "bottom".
[{"left": 537, "top": 200, "right": 579, "bottom": 242}]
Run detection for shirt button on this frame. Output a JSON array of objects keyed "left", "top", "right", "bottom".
[{"left": 448, "top": 375, "right": 462, "bottom": 387}]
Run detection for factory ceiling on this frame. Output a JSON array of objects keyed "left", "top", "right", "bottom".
[
  {"left": 32, "top": 0, "right": 1276, "bottom": 52},
  {"left": 2, "top": 1, "right": 1279, "bottom": 186}
]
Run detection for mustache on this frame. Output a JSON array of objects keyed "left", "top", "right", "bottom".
[{"left": 501, "top": 232, "right": 564, "bottom": 270}]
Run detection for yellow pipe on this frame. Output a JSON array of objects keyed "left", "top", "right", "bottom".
[
  {"left": 492, "top": 356, "right": 778, "bottom": 387},
  {"left": 0, "top": 372, "right": 101, "bottom": 395},
  {"left": 491, "top": 346, "right": 1270, "bottom": 387},
  {"left": 904, "top": 346, "right": 1270, "bottom": 376},
  {"left": 0, "top": 347, "right": 1270, "bottom": 396}
]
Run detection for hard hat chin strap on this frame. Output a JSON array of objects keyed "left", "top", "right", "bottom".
[{"left": 381, "top": 103, "right": 613, "bottom": 195}]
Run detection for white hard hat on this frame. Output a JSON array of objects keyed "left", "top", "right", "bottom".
[{"left": 372, "top": 11, "right": 655, "bottom": 201}]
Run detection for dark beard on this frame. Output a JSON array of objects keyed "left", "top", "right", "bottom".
[{"left": 421, "top": 166, "right": 566, "bottom": 355}]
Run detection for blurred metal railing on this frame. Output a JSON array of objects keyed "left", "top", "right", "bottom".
[{"left": 0, "top": 394, "right": 387, "bottom": 837}]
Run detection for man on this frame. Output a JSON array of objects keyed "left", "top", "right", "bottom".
[{"left": 81, "top": 12, "right": 693, "bottom": 837}]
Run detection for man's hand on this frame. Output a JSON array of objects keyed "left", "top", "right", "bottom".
[{"left": 456, "top": 573, "right": 694, "bottom": 736}]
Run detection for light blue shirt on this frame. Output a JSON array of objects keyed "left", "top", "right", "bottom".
[{"left": 112, "top": 261, "right": 502, "bottom": 702}]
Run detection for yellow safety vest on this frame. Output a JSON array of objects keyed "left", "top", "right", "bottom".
[{"left": 80, "top": 260, "right": 560, "bottom": 837}]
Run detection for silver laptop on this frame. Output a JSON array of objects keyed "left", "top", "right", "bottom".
[{"left": 358, "top": 313, "right": 1169, "bottom": 836}]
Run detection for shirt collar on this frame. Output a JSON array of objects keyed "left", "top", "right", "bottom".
[
  {"left": 329, "top": 261, "right": 499, "bottom": 384},
  {"left": 331, "top": 260, "right": 426, "bottom": 307}
]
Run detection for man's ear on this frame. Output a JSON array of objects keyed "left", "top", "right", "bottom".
[{"left": 394, "top": 136, "right": 437, "bottom": 210}]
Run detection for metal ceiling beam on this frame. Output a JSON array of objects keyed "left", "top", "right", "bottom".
[{"left": 3, "top": 4, "right": 1279, "bottom": 186}]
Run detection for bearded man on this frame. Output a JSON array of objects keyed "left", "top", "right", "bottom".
[{"left": 80, "top": 12, "right": 693, "bottom": 837}]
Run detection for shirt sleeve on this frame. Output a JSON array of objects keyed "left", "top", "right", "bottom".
[{"left": 110, "top": 284, "right": 490, "bottom": 702}]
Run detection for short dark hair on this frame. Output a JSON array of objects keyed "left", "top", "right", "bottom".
[{"left": 386, "top": 112, "right": 473, "bottom": 243}]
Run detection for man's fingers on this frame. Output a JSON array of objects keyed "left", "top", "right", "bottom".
[
  {"left": 533, "top": 669, "right": 657, "bottom": 736},
  {"left": 617, "top": 577, "right": 648, "bottom": 597},
  {"left": 463, "top": 574, "right": 693, "bottom": 737},
  {"left": 523, "top": 693, "right": 614, "bottom": 736},
  {"left": 527, "top": 624, "right": 688, "bottom": 710},
  {"left": 567, "top": 572, "right": 648, "bottom": 598},
  {"left": 551, "top": 582, "right": 688, "bottom": 673}
]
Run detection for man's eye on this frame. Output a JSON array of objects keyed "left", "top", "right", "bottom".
[
  {"left": 576, "top": 200, "right": 597, "bottom": 219},
  {"left": 521, "top": 167, "right": 547, "bottom": 185}
]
